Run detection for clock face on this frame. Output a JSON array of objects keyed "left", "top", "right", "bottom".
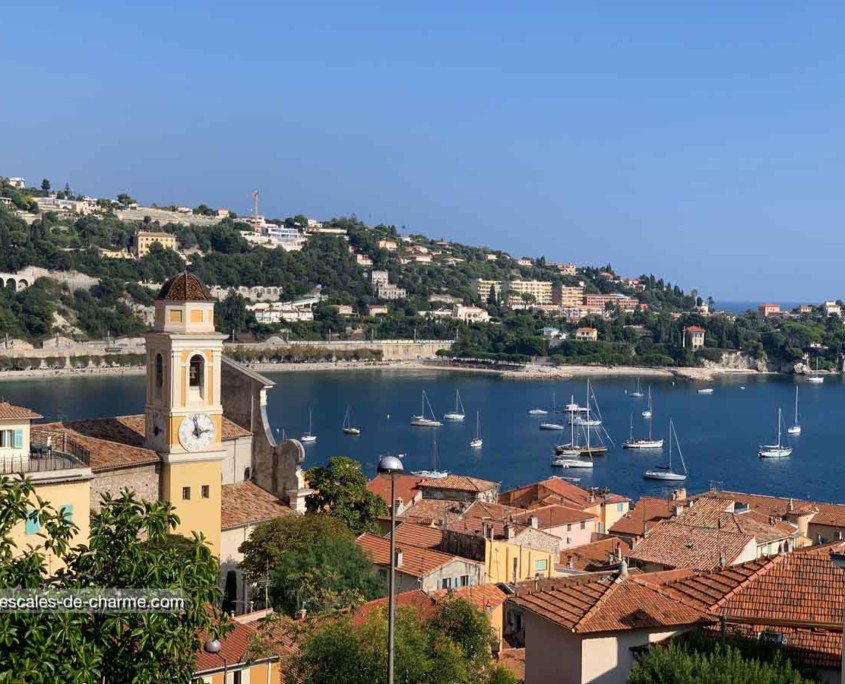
[
  {"left": 147, "top": 411, "right": 167, "bottom": 451},
  {"left": 178, "top": 413, "right": 216, "bottom": 452}
]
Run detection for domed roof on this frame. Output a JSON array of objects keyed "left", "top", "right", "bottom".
[{"left": 156, "top": 272, "right": 213, "bottom": 302}]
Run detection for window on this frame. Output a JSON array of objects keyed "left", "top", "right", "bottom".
[
  {"left": 25, "top": 509, "right": 39, "bottom": 535},
  {"left": 189, "top": 355, "right": 203, "bottom": 387},
  {"left": 60, "top": 505, "right": 73, "bottom": 523},
  {"left": 617, "top": 503, "right": 624, "bottom": 512},
  {"left": 534, "top": 559, "right": 548, "bottom": 572},
  {"left": 460, "top": 575, "right": 470, "bottom": 587},
  {"left": 202, "top": 485, "right": 210, "bottom": 499},
  {"left": 0, "top": 430, "right": 13, "bottom": 448},
  {"left": 580, "top": 521, "right": 586, "bottom": 530},
  {"left": 758, "top": 630, "right": 786, "bottom": 646},
  {"left": 566, "top": 524, "right": 572, "bottom": 532},
  {"left": 182, "top": 487, "right": 191, "bottom": 501},
  {"left": 154, "top": 354, "right": 163, "bottom": 399},
  {"left": 441, "top": 578, "right": 452, "bottom": 590}
]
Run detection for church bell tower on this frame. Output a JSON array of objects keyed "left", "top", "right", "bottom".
[{"left": 144, "top": 272, "right": 226, "bottom": 555}]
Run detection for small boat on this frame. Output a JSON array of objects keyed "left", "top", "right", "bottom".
[
  {"left": 342, "top": 405, "right": 360, "bottom": 435},
  {"left": 630, "top": 377, "right": 645, "bottom": 399},
  {"left": 443, "top": 390, "right": 466, "bottom": 421},
  {"left": 470, "top": 411, "right": 483, "bottom": 448},
  {"left": 552, "top": 455, "right": 594, "bottom": 469},
  {"left": 787, "top": 386, "right": 801, "bottom": 436},
  {"left": 807, "top": 357, "right": 824, "bottom": 384},
  {"left": 412, "top": 431, "right": 448, "bottom": 479},
  {"left": 759, "top": 407, "right": 793, "bottom": 458},
  {"left": 410, "top": 390, "right": 443, "bottom": 427},
  {"left": 697, "top": 388, "right": 714, "bottom": 395},
  {"left": 540, "top": 392, "right": 565, "bottom": 430},
  {"left": 622, "top": 413, "right": 664, "bottom": 450},
  {"left": 641, "top": 386, "right": 653, "bottom": 419},
  {"left": 644, "top": 419, "right": 688, "bottom": 481},
  {"left": 564, "top": 401, "right": 586, "bottom": 413},
  {"left": 528, "top": 408, "right": 549, "bottom": 416},
  {"left": 560, "top": 476, "right": 581, "bottom": 483},
  {"left": 300, "top": 408, "right": 317, "bottom": 443}
]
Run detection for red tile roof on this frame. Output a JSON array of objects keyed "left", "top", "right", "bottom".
[
  {"left": 609, "top": 497, "right": 674, "bottom": 537},
  {"left": 501, "top": 477, "right": 629, "bottom": 511},
  {"left": 515, "top": 504, "right": 596, "bottom": 528},
  {"left": 626, "top": 521, "right": 754, "bottom": 571},
  {"left": 498, "top": 648, "right": 525, "bottom": 682},
  {"left": 560, "top": 537, "right": 632, "bottom": 572},
  {"left": 398, "top": 499, "right": 466, "bottom": 525},
  {"left": 510, "top": 572, "right": 713, "bottom": 634},
  {"left": 195, "top": 619, "right": 276, "bottom": 673},
  {"left": 389, "top": 522, "right": 443, "bottom": 550},
  {"left": 684, "top": 325, "right": 706, "bottom": 333},
  {"left": 704, "top": 623, "right": 840, "bottom": 670},
  {"left": 356, "top": 533, "right": 478, "bottom": 576},
  {"left": 221, "top": 482, "right": 293, "bottom": 530},
  {"left": 367, "top": 474, "right": 424, "bottom": 508},
  {"left": 417, "top": 475, "right": 499, "bottom": 493},
  {"left": 463, "top": 500, "right": 527, "bottom": 521},
  {"left": 0, "top": 402, "right": 42, "bottom": 421}
]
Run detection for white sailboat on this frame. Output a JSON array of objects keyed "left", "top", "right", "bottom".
[
  {"left": 641, "top": 386, "right": 653, "bottom": 419},
  {"left": 444, "top": 390, "right": 466, "bottom": 421},
  {"left": 301, "top": 408, "right": 317, "bottom": 443},
  {"left": 807, "top": 357, "right": 824, "bottom": 384},
  {"left": 697, "top": 388, "right": 715, "bottom": 395},
  {"left": 575, "top": 383, "right": 603, "bottom": 426},
  {"left": 759, "top": 408, "right": 793, "bottom": 458},
  {"left": 630, "top": 377, "right": 645, "bottom": 398},
  {"left": 787, "top": 387, "right": 801, "bottom": 436},
  {"left": 342, "top": 405, "right": 360, "bottom": 435},
  {"left": 540, "top": 392, "right": 565, "bottom": 431},
  {"left": 412, "top": 431, "right": 448, "bottom": 478},
  {"left": 557, "top": 382, "right": 611, "bottom": 456},
  {"left": 410, "top": 390, "right": 443, "bottom": 427},
  {"left": 552, "top": 407, "right": 593, "bottom": 467},
  {"left": 622, "top": 412, "right": 664, "bottom": 450},
  {"left": 470, "top": 411, "right": 483, "bottom": 448},
  {"left": 644, "top": 419, "right": 687, "bottom": 481},
  {"left": 528, "top": 408, "right": 549, "bottom": 415}
]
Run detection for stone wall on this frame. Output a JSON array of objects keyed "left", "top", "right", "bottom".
[
  {"left": 90, "top": 464, "right": 160, "bottom": 512},
  {"left": 441, "top": 529, "right": 486, "bottom": 563},
  {"left": 513, "top": 527, "right": 563, "bottom": 555},
  {"left": 229, "top": 339, "right": 453, "bottom": 361}
]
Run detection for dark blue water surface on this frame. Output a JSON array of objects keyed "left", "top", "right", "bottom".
[{"left": 1, "top": 370, "right": 841, "bottom": 503}]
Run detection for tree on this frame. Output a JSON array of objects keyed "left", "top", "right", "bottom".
[
  {"left": 629, "top": 638, "right": 815, "bottom": 684},
  {"left": 304, "top": 457, "right": 388, "bottom": 534},
  {"left": 285, "top": 598, "right": 517, "bottom": 684},
  {"left": 215, "top": 290, "right": 257, "bottom": 337},
  {"left": 116, "top": 193, "right": 136, "bottom": 206},
  {"left": 269, "top": 535, "right": 384, "bottom": 616},
  {"left": 0, "top": 479, "right": 227, "bottom": 683},
  {"left": 41, "top": 178, "right": 51, "bottom": 193}
]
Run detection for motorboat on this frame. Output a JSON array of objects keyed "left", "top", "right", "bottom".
[{"left": 697, "top": 388, "right": 714, "bottom": 395}]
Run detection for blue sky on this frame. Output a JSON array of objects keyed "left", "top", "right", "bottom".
[{"left": 3, "top": 2, "right": 845, "bottom": 301}]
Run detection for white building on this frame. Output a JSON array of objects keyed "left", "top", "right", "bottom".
[
  {"left": 249, "top": 303, "right": 314, "bottom": 324},
  {"left": 6, "top": 178, "right": 25, "bottom": 189},
  {"left": 376, "top": 283, "right": 407, "bottom": 300},
  {"left": 824, "top": 300, "right": 841, "bottom": 317},
  {"left": 453, "top": 305, "right": 490, "bottom": 323},
  {"left": 371, "top": 271, "right": 389, "bottom": 288}
]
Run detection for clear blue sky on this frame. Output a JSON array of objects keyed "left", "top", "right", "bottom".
[{"left": 3, "top": 2, "right": 844, "bottom": 301}]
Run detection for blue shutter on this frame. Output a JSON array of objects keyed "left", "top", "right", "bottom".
[
  {"left": 13, "top": 430, "right": 23, "bottom": 449},
  {"left": 60, "top": 505, "right": 74, "bottom": 523},
  {"left": 25, "top": 509, "right": 39, "bottom": 535}
]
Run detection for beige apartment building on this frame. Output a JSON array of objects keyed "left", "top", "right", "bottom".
[
  {"left": 473, "top": 279, "right": 504, "bottom": 301},
  {"left": 134, "top": 231, "right": 177, "bottom": 258},
  {"left": 509, "top": 280, "right": 553, "bottom": 305},
  {"left": 552, "top": 285, "right": 584, "bottom": 307}
]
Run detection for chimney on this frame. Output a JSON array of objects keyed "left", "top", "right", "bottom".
[
  {"left": 677, "top": 487, "right": 687, "bottom": 501},
  {"left": 673, "top": 505, "right": 683, "bottom": 518},
  {"left": 788, "top": 498, "right": 794, "bottom": 512},
  {"left": 719, "top": 553, "right": 726, "bottom": 570},
  {"left": 504, "top": 524, "right": 515, "bottom": 541},
  {"left": 295, "top": 608, "right": 307, "bottom": 621},
  {"left": 529, "top": 515, "right": 538, "bottom": 529},
  {"left": 394, "top": 548, "right": 403, "bottom": 569},
  {"left": 619, "top": 559, "right": 629, "bottom": 578}
]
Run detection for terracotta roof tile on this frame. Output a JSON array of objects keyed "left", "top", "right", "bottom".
[
  {"left": 417, "top": 475, "right": 499, "bottom": 493},
  {"left": 195, "top": 619, "right": 275, "bottom": 673},
  {"left": 498, "top": 648, "right": 525, "bottom": 682},
  {"left": 0, "top": 402, "right": 42, "bottom": 420},
  {"left": 608, "top": 496, "right": 674, "bottom": 537},
  {"left": 388, "top": 522, "right": 443, "bottom": 550},
  {"left": 221, "top": 482, "right": 293, "bottom": 530},
  {"left": 367, "top": 474, "right": 424, "bottom": 508},
  {"left": 515, "top": 504, "right": 596, "bottom": 528},
  {"left": 501, "top": 477, "right": 629, "bottom": 511},
  {"left": 510, "top": 572, "right": 713, "bottom": 634},
  {"left": 356, "top": 533, "right": 479, "bottom": 576},
  {"left": 397, "top": 499, "right": 465, "bottom": 525},
  {"left": 463, "top": 501, "right": 527, "bottom": 521},
  {"left": 626, "top": 521, "right": 754, "bottom": 571},
  {"left": 560, "top": 537, "right": 632, "bottom": 572}
]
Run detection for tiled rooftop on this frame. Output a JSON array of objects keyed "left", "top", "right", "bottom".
[
  {"left": 510, "top": 571, "right": 712, "bottom": 634},
  {"left": 560, "top": 537, "right": 632, "bottom": 572},
  {"left": 366, "top": 474, "right": 424, "bottom": 508},
  {"left": 0, "top": 402, "right": 42, "bottom": 421},
  {"left": 397, "top": 499, "right": 465, "bottom": 525},
  {"left": 515, "top": 504, "right": 596, "bottom": 528},
  {"left": 221, "top": 482, "right": 293, "bottom": 530},
  {"left": 626, "top": 521, "right": 754, "bottom": 571},
  {"left": 501, "top": 477, "right": 629, "bottom": 511},
  {"left": 357, "top": 533, "right": 477, "bottom": 576},
  {"left": 388, "top": 522, "right": 444, "bottom": 550},
  {"left": 608, "top": 496, "right": 674, "bottom": 537},
  {"left": 417, "top": 475, "right": 499, "bottom": 493}
]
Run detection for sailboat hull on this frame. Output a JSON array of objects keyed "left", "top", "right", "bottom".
[
  {"left": 539, "top": 423, "right": 565, "bottom": 431},
  {"left": 552, "top": 458, "right": 594, "bottom": 469},
  {"left": 343, "top": 428, "right": 360, "bottom": 435},
  {"left": 643, "top": 470, "right": 687, "bottom": 481},
  {"left": 470, "top": 439, "right": 483, "bottom": 448},
  {"left": 443, "top": 413, "right": 465, "bottom": 421},
  {"left": 759, "top": 446, "right": 793, "bottom": 458},
  {"left": 787, "top": 426, "right": 801, "bottom": 435},
  {"left": 411, "top": 469, "right": 448, "bottom": 478},
  {"left": 622, "top": 439, "right": 664, "bottom": 449},
  {"left": 807, "top": 377, "right": 824, "bottom": 384},
  {"left": 410, "top": 417, "right": 443, "bottom": 427},
  {"left": 300, "top": 434, "right": 317, "bottom": 443}
]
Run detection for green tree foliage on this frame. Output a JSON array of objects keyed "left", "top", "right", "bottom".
[
  {"left": 0, "top": 479, "right": 227, "bottom": 683},
  {"left": 214, "top": 290, "right": 258, "bottom": 337},
  {"left": 304, "top": 457, "right": 388, "bottom": 534},
  {"left": 116, "top": 193, "right": 136, "bottom": 206},
  {"left": 629, "top": 638, "right": 816, "bottom": 684},
  {"left": 286, "top": 598, "right": 518, "bottom": 684},
  {"left": 41, "top": 178, "right": 51, "bottom": 193}
]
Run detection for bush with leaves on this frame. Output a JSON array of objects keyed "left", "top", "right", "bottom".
[
  {"left": 305, "top": 456, "right": 388, "bottom": 535},
  {"left": 0, "top": 479, "right": 228, "bottom": 683}
]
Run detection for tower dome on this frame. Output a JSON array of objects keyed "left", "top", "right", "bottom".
[{"left": 156, "top": 272, "right": 212, "bottom": 302}]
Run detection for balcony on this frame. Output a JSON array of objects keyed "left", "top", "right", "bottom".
[{"left": 0, "top": 431, "right": 90, "bottom": 476}]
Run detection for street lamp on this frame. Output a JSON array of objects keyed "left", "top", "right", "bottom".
[
  {"left": 378, "top": 454, "right": 404, "bottom": 684},
  {"left": 831, "top": 553, "right": 845, "bottom": 684},
  {"left": 204, "top": 638, "right": 228, "bottom": 681}
]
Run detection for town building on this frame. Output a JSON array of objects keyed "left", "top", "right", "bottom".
[
  {"left": 551, "top": 285, "right": 584, "bottom": 307},
  {"left": 356, "top": 254, "right": 373, "bottom": 267},
  {"left": 583, "top": 293, "right": 638, "bottom": 313},
  {"left": 452, "top": 305, "right": 490, "bottom": 323},
  {"left": 550, "top": 263, "right": 577, "bottom": 275},
  {"left": 509, "top": 280, "right": 553, "bottom": 306},
  {"left": 472, "top": 279, "right": 504, "bottom": 301},
  {"left": 195, "top": 614, "right": 282, "bottom": 682},
  {"left": 0, "top": 197, "right": 12, "bottom": 208},
  {"left": 330, "top": 304, "right": 355, "bottom": 316},
  {"left": 375, "top": 283, "right": 407, "bottom": 300},
  {"left": 377, "top": 239, "right": 398, "bottom": 251},
  {"left": 485, "top": 253, "right": 498, "bottom": 261},
  {"left": 356, "top": 533, "right": 483, "bottom": 592},
  {"left": 517, "top": 258, "right": 533, "bottom": 267},
  {"left": 248, "top": 303, "right": 314, "bottom": 323},
  {"left": 824, "top": 300, "right": 841, "bottom": 317},
  {"left": 134, "top": 231, "right": 177, "bottom": 258},
  {"left": 6, "top": 177, "right": 25, "bottom": 189},
  {"left": 208, "top": 285, "right": 282, "bottom": 303},
  {"left": 409, "top": 254, "right": 432, "bottom": 264},
  {"left": 559, "top": 536, "right": 631, "bottom": 573},
  {"left": 508, "top": 568, "right": 712, "bottom": 684},
  {"left": 574, "top": 327, "right": 598, "bottom": 342},
  {"left": 215, "top": 208, "right": 230, "bottom": 218},
  {"left": 366, "top": 473, "right": 424, "bottom": 516},
  {"left": 513, "top": 505, "right": 598, "bottom": 552},
  {"left": 417, "top": 475, "right": 499, "bottom": 504},
  {"left": 683, "top": 325, "right": 705, "bottom": 350},
  {"left": 366, "top": 304, "right": 389, "bottom": 316},
  {"left": 261, "top": 224, "right": 306, "bottom": 251},
  {"left": 758, "top": 303, "right": 781, "bottom": 318}
]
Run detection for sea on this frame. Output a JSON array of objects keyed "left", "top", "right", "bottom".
[{"left": 1, "top": 369, "right": 842, "bottom": 504}]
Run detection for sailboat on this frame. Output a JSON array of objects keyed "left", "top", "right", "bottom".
[
  {"left": 622, "top": 412, "right": 664, "bottom": 450},
  {"left": 300, "top": 408, "right": 317, "bottom": 443},
  {"left": 410, "top": 390, "right": 443, "bottom": 427},
  {"left": 470, "top": 411, "right": 483, "bottom": 448},
  {"left": 552, "top": 406, "right": 592, "bottom": 467},
  {"left": 557, "top": 382, "right": 610, "bottom": 457},
  {"left": 630, "top": 377, "right": 645, "bottom": 398},
  {"left": 528, "top": 407, "right": 549, "bottom": 416},
  {"left": 759, "top": 408, "right": 793, "bottom": 458},
  {"left": 540, "top": 392, "right": 565, "bottom": 430},
  {"left": 574, "top": 382, "right": 603, "bottom": 427},
  {"left": 342, "top": 405, "right": 360, "bottom": 435},
  {"left": 444, "top": 390, "right": 466, "bottom": 421},
  {"left": 412, "top": 430, "right": 448, "bottom": 478},
  {"left": 807, "top": 357, "right": 824, "bottom": 384},
  {"left": 787, "top": 387, "right": 801, "bottom": 435},
  {"left": 641, "top": 386, "right": 653, "bottom": 419},
  {"left": 644, "top": 419, "right": 687, "bottom": 481}
]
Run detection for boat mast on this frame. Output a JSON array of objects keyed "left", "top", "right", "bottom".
[
  {"left": 668, "top": 419, "right": 673, "bottom": 472},
  {"left": 795, "top": 387, "right": 799, "bottom": 424}
]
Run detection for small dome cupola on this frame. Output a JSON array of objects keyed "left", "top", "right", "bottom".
[
  {"left": 156, "top": 272, "right": 213, "bottom": 302},
  {"left": 153, "top": 272, "right": 216, "bottom": 333}
]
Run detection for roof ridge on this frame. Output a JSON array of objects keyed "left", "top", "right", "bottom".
[
  {"left": 574, "top": 576, "right": 619, "bottom": 631},
  {"left": 55, "top": 423, "right": 157, "bottom": 455}
]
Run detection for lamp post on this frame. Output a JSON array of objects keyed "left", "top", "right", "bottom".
[
  {"left": 204, "top": 638, "right": 228, "bottom": 682},
  {"left": 378, "top": 454, "right": 404, "bottom": 684},
  {"left": 831, "top": 553, "right": 845, "bottom": 684}
]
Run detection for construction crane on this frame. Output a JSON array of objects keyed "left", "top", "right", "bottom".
[{"left": 248, "top": 190, "right": 259, "bottom": 220}]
